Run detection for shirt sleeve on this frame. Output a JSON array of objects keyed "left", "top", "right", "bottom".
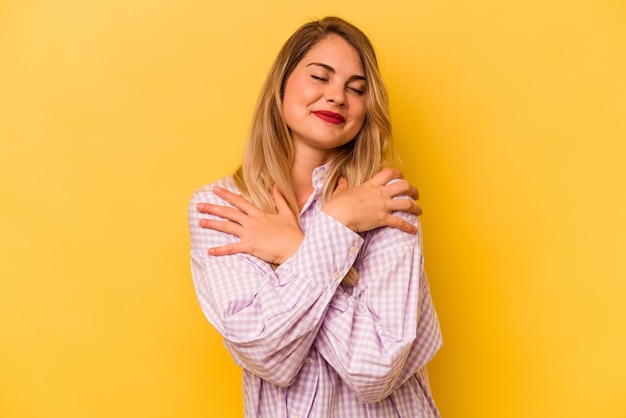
[
  {"left": 188, "top": 183, "right": 364, "bottom": 387},
  {"left": 313, "top": 209, "right": 443, "bottom": 404}
]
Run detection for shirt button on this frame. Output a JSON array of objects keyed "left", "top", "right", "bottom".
[
  {"left": 333, "top": 271, "right": 340, "bottom": 280},
  {"left": 349, "top": 245, "right": 356, "bottom": 254},
  {"left": 306, "top": 357, "right": 314, "bottom": 365}
]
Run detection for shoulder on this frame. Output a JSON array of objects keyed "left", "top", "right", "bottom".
[
  {"left": 189, "top": 176, "right": 240, "bottom": 206},
  {"left": 361, "top": 212, "right": 422, "bottom": 256},
  {"left": 188, "top": 176, "right": 241, "bottom": 248},
  {"left": 188, "top": 176, "right": 241, "bottom": 225}
]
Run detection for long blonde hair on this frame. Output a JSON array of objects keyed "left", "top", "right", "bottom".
[{"left": 234, "top": 16, "right": 395, "bottom": 216}]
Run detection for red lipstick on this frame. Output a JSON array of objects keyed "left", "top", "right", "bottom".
[{"left": 313, "top": 110, "right": 345, "bottom": 125}]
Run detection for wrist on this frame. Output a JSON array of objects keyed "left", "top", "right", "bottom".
[
  {"left": 277, "top": 231, "right": 304, "bottom": 264},
  {"left": 321, "top": 204, "right": 355, "bottom": 232}
]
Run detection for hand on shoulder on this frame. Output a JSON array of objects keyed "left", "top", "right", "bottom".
[
  {"left": 195, "top": 183, "right": 304, "bottom": 265},
  {"left": 321, "top": 168, "right": 422, "bottom": 234}
]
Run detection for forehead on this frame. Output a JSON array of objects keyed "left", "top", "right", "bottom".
[{"left": 299, "top": 35, "right": 364, "bottom": 75}]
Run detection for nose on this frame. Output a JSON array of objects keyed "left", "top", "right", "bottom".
[{"left": 325, "top": 83, "right": 346, "bottom": 106}]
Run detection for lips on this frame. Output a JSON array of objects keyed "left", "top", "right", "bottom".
[{"left": 312, "top": 110, "right": 346, "bottom": 125}]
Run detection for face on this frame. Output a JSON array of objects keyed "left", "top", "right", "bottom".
[{"left": 282, "top": 35, "right": 367, "bottom": 160}]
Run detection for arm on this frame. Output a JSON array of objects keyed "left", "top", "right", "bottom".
[
  {"left": 315, "top": 208, "right": 442, "bottom": 403},
  {"left": 188, "top": 179, "right": 362, "bottom": 387}
]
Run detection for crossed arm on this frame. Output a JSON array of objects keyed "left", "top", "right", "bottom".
[
  {"left": 196, "top": 168, "right": 421, "bottom": 265},
  {"left": 189, "top": 168, "right": 428, "bottom": 401}
]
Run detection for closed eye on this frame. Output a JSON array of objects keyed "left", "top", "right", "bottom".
[
  {"left": 348, "top": 86, "right": 364, "bottom": 95},
  {"left": 311, "top": 75, "right": 328, "bottom": 82}
]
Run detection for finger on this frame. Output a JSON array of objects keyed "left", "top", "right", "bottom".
[
  {"left": 384, "top": 180, "right": 419, "bottom": 200},
  {"left": 208, "top": 242, "right": 246, "bottom": 256},
  {"left": 272, "top": 185, "right": 293, "bottom": 217},
  {"left": 196, "top": 202, "right": 208, "bottom": 213},
  {"left": 213, "top": 186, "right": 258, "bottom": 215},
  {"left": 197, "top": 203, "right": 247, "bottom": 224},
  {"left": 371, "top": 167, "right": 403, "bottom": 186},
  {"left": 385, "top": 215, "right": 419, "bottom": 234},
  {"left": 199, "top": 218, "right": 244, "bottom": 237},
  {"left": 388, "top": 199, "right": 423, "bottom": 216},
  {"left": 333, "top": 177, "right": 349, "bottom": 195}
]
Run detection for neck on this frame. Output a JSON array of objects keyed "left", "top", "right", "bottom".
[{"left": 291, "top": 145, "right": 331, "bottom": 210}]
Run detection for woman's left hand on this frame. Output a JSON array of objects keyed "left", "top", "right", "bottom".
[
  {"left": 196, "top": 186, "right": 304, "bottom": 265},
  {"left": 322, "top": 168, "right": 422, "bottom": 234}
]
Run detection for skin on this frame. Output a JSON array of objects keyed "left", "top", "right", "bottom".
[
  {"left": 283, "top": 35, "right": 368, "bottom": 207},
  {"left": 197, "top": 35, "right": 422, "bottom": 266},
  {"left": 283, "top": 36, "right": 367, "bottom": 163}
]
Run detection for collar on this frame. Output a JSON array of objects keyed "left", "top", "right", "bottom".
[
  {"left": 311, "top": 163, "right": 330, "bottom": 192},
  {"left": 299, "top": 163, "right": 331, "bottom": 215}
]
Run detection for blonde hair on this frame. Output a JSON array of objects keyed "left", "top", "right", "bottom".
[{"left": 234, "top": 16, "right": 395, "bottom": 216}]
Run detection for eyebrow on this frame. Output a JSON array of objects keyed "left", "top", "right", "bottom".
[{"left": 306, "top": 62, "right": 366, "bottom": 82}]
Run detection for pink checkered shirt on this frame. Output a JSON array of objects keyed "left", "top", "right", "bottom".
[{"left": 189, "top": 165, "right": 443, "bottom": 417}]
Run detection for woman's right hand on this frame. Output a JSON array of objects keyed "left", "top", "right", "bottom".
[
  {"left": 197, "top": 185, "right": 304, "bottom": 265},
  {"left": 321, "top": 168, "right": 422, "bottom": 234}
]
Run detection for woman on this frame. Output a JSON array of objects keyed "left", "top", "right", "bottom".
[{"left": 189, "top": 16, "right": 442, "bottom": 417}]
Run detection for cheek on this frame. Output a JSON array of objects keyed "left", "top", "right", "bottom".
[
  {"left": 283, "top": 78, "right": 312, "bottom": 118},
  {"left": 282, "top": 81, "right": 300, "bottom": 125},
  {"left": 351, "top": 102, "right": 367, "bottom": 128},
  {"left": 285, "top": 73, "right": 314, "bottom": 99}
]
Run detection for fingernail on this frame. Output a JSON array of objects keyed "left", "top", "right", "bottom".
[
  {"left": 213, "top": 186, "right": 222, "bottom": 194},
  {"left": 197, "top": 203, "right": 205, "bottom": 210}
]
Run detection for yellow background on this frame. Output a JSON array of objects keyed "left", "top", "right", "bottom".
[{"left": 1, "top": 0, "right": 625, "bottom": 417}]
